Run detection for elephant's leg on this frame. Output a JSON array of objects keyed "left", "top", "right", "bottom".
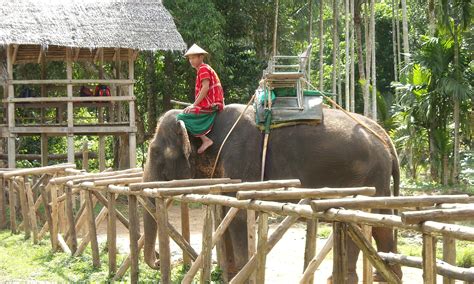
[
  {"left": 223, "top": 210, "right": 248, "bottom": 279},
  {"left": 143, "top": 208, "right": 160, "bottom": 269},
  {"left": 372, "top": 209, "right": 403, "bottom": 280}
]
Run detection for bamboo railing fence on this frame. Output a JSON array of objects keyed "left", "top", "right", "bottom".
[{"left": 1, "top": 165, "right": 473, "bottom": 283}]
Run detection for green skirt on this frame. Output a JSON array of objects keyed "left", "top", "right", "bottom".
[{"left": 177, "top": 111, "right": 217, "bottom": 137}]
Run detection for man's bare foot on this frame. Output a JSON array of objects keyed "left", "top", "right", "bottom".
[{"left": 198, "top": 136, "right": 213, "bottom": 154}]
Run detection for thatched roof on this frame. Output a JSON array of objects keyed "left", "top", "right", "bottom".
[{"left": 0, "top": 0, "right": 186, "bottom": 52}]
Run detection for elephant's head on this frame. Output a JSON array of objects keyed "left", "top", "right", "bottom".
[
  {"left": 142, "top": 110, "right": 196, "bottom": 269},
  {"left": 144, "top": 110, "right": 195, "bottom": 182}
]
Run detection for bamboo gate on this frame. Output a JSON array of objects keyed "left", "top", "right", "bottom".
[{"left": 1, "top": 164, "right": 474, "bottom": 283}]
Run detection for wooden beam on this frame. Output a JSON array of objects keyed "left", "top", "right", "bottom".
[
  {"left": 299, "top": 233, "right": 333, "bottom": 284},
  {"left": 401, "top": 207, "right": 474, "bottom": 224},
  {"left": 303, "top": 218, "right": 318, "bottom": 284},
  {"left": 156, "top": 198, "right": 171, "bottom": 284},
  {"left": 7, "top": 79, "right": 135, "bottom": 85},
  {"left": 74, "top": 48, "right": 81, "bottom": 62},
  {"left": 37, "top": 47, "right": 44, "bottom": 64},
  {"left": 201, "top": 205, "right": 213, "bottom": 283},
  {"left": 11, "top": 45, "right": 19, "bottom": 65},
  {"left": 332, "top": 222, "right": 348, "bottom": 283},
  {"left": 128, "top": 195, "right": 140, "bottom": 283},
  {"left": 107, "top": 192, "right": 117, "bottom": 276},
  {"left": 256, "top": 212, "right": 269, "bottom": 283},
  {"left": 93, "top": 48, "right": 102, "bottom": 62},
  {"left": 422, "top": 234, "right": 437, "bottom": 284},
  {"left": 5, "top": 96, "right": 136, "bottom": 103},
  {"left": 85, "top": 190, "right": 100, "bottom": 268},
  {"left": 237, "top": 186, "right": 376, "bottom": 200}
]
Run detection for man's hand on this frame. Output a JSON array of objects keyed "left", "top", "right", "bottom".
[{"left": 183, "top": 105, "right": 195, "bottom": 114}]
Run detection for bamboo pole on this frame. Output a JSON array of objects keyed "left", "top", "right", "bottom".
[
  {"left": 256, "top": 212, "right": 269, "bottom": 283},
  {"left": 332, "top": 222, "right": 348, "bottom": 283},
  {"left": 93, "top": 176, "right": 143, "bottom": 186},
  {"left": 303, "top": 218, "right": 318, "bottom": 284},
  {"left": 181, "top": 201, "right": 191, "bottom": 267},
  {"left": 85, "top": 191, "right": 100, "bottom": 268},
  {"left": 299, "top": 233, "right": 333, "bottom": 283},
  {"left": 176, "top": 194, "right": 474, "bottom": 241},
  {"left": 129, "top": 178, "right": 239, "bottom": 190},
  {"left": 65, "top": 184, "right": 77, "bottom": 253},
  {"left": 402, "top": 207, "right": 474, "bottom": 224},
  {"left": 128, "top": 194, "right": 140, "bottom": 283},
  {"left": 2, "top": 164, "right": 76, "bottom": 178},
  {"left": 139, "top": 180, "right": 300, "bottom": 197},
  {"left": 17, "top": 178, "right": 31, "bottom": 239},
  {"left": 228, "top": 200, "right": 310, "bottom": 283},
  {"left": 379, "top": 252, "right": 474, "bottom": 282},
  {"left": 237, "top": 186, "right": 376, "bottom": 200},
  {"left": 347, "top": 223, "right": 401, "bottom": 283},
  {"left": 182, "top": 207, "right": 240, "bottom": 284},
  {"left": 156, "top": 197, "right": 171, "bottom": 284},
  {"left": 25, "top": 182, "right": 38, "bottom": 244},
  {"left": 422, "top": 234, "right": 437, "bottom": 284},
  {"left": 49, "top": 168, "right": 142, "bottom": 184},
  {"left": 201, "top": 205, "right": 213, "bottom": 283},
  {"left": 107, "top": 192, "right": 117, "bottom": 277},
  {"left": 311, "top": 195, "right": 471, "bottom": 211},
  {"left": 0, "top": 177, "right": 6, "bottom": 229}
]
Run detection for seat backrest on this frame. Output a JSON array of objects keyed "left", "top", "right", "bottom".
[{"left": 298, "top": 44, "right": 312, "bottom": 74}]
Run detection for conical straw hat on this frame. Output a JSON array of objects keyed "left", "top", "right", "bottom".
[{"left": 184, "top": 44, "right": 208, "bottom": 57}]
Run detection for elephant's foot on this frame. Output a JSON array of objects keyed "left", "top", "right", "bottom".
[
  {"left": 373, "top": 263, "right": 403, "bottom": 282},
  {"left": 326, "top": 271, "right": 358, "bottom": 284}
]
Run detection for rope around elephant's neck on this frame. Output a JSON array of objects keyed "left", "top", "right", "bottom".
[
  {"left": 210, "top": 93, "right": 256, "bottom": 178},
  {"left": 301, "top": 78, "right": 389, "bottom": 148}
]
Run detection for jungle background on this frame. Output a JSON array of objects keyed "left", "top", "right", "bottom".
[{"left": 6, "top": 0, "right": 474, "bottom": 188}]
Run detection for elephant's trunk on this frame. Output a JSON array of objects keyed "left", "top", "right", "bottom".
[{"left": 143, "top": 209, "right": 160, "bottom": 270}]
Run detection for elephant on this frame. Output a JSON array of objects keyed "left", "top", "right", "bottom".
[{"left": 142, "top": 104, "right": 402, "bottom": 283}]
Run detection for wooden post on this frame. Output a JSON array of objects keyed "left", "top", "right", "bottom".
[
  {"left": 156, "top": 197, "right": 171, "bottom": 284},
  {"left": 181, "top": 201, "right": 191, "bottom": 267},
  {"left": 107, "top": 192, "right": 117, "bottom": 276},
  {"left": 98, "top": 48, "right": 106, "bottom": 172},
  {"left": 65, "top": 184, "right": 77, "bottom": 254},
  {"left": 6, "top": 45, "right": 16, "bottom": 168},
  {"left": 303, "top": 218, "right": 318, "bottom": 284},
  {"left": 332, "top": 222, "right": 348, "bottom": 283},
  {"left": 247, "top": 209, "right": 256, "bottom": 283},
  {"left": 128, "top": 194, "right": 140, "bottom": 283},
  {"left": 256, "top": 212, "right": 269, "bottom": 283},
  {"left": 66, "top": 48, "right": 74, "bottom": 164},
  {"left": 50, "top": 184, "right": 59, "bottom": 251},
  {"left": 443, "top": 235, "right": 456, "bottom": 284},
  {"left": 362, "top": 213, "right": 373, "bottom": 284},
  {"left": 0, "top": 177, "right": 6, "bottom": 229},
  {"left": 128, "top": 49, "right": 136, "bottom": 168},
  {"left": 25, "top": 182, "right": 38, "bottom": 243},
  {"left": 82, "top": 141, "right": 89, "bottom": 172},
  {"left": 213, "top": 204, "right": 228, "bottom": 282},
  {"left": 41, "top": 134, "right": 48, "bottom": 166},
  {"left": 17, "top": 178, "right": 31, "bottom": 238},
  {"left": 85, "top": 190, "right": 100, "bottom": 268},
  {"left": 40, "top": 186, "right": 54, "bottom": 248},
  {"left": 422, "top": 234, "right": 437, "bottom": 284},
  {"left": 300, "top": 234, "right": 333, "bottom": 284},
  {"left": 201, "top": 205, "right": 213, "bottom": 283}
]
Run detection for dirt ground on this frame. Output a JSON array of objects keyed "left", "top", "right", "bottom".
[{"left": 97, "top": 205, "right": 448, "bottom": 283}]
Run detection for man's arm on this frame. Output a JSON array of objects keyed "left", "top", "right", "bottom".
[{"left": 184, "top": 79, "right": 210, "bottom": 113}]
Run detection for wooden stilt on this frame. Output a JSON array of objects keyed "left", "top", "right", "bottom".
[
  {"left": 50, "top": 184, "right": 59, "bottom": 251},
  {"left": 17, "top": 178, "right": 31, "bottom": 238},
  {"left": 25, "top": 182, "right": 38, "bottom": 244},
  {"left": 40, "top": 186, "right": 54, "bottom": 248},
  {"left": 85, "top": 190, "right": 100, "bottom": 268},
  {"left": 128, "top": 194, "right": 140, "bottom": 283},
  {"left": 303, "top": 218, "right": 318, "bottom": 284},
  {"left": 65, "top": 184, "right": 77, "bottom": 253},
  {"left": 213, "top": 204, "right": 228, "bottom": 282},
  {"left": 156, "top": 197, "right": 171, "bottom": 284},
  {"left": 107, "top": 192, "right": 117, "bottom": 276},
  {"left": 201, "top": 205, "right": 213, "bottom": 283},
  {"left": 332, "top": 222, "right": 348, "bottom": 283},
  {"left": 256, "top": 212, "right": 269, "bottom": 283},
  {"left": 422, "top": 234, "right": 437, "bottom": 284},
  {"left": 443, "top": 235, "right": 456, "bottom": 284},
  {"left": 247, "top": 209, "right": 256, "bottom": 283},
  {"left": 181, "top": 201, "right": 191, "bottom": 267}
]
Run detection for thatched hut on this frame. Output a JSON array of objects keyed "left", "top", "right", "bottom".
[{"left": 0, "top": 0, "right": 186, "bottom": 168}]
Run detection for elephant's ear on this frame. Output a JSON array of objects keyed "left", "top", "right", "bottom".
[{"left": 177, "top": 120, "right": 192, "bottom": 160}]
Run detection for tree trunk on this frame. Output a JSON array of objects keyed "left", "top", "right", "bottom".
[
  {"left": 163, "top": 51, "right": 174, "bottom": 112},
  {"left": 332, "top": 0, "right": 339, "bottom": 101},
  {"left": 428, "top": 0, "right": 436, "bottom": 36},
  {"left": 401, "top": 0, "right": 410, "bottom": 65},
  {"left": 145, "top": 52, "right": 158, "bottom": 136},
  {"left": 364, "top": 1, "right": 371, "bottom": 116},
  {"left": 370, "top": 0, "right": 376, "bottom": 120},
  {"left": 345, "top": 0, "right": 350, "bottom": 110},
  {"left": 354, "top": 0, "right": 366, "bottom": 114},
  {"left": 319, "top": 0, "right": 325, "bottom": 90},
  {"left": 273, "top": 0, "right": 279, "bottom": 57},
  {"left": 350, "top": 0, "right": 355, "bottom": 112},
  {"left": 429, "top": 128, "right": 440, "bottom": 183},
  {"left": 392, "top": 0, "right": 398, "bottom": 81},
  {"left": 452, "top": 29, "right": 461, "bottom": 184},
  {"left": 308, "top": 0, "right": 313, "bottom": 83}
]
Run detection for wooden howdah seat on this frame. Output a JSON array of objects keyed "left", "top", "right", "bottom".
[{"left": 256, "top": 44, "right": 323, "bottom": 126}]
